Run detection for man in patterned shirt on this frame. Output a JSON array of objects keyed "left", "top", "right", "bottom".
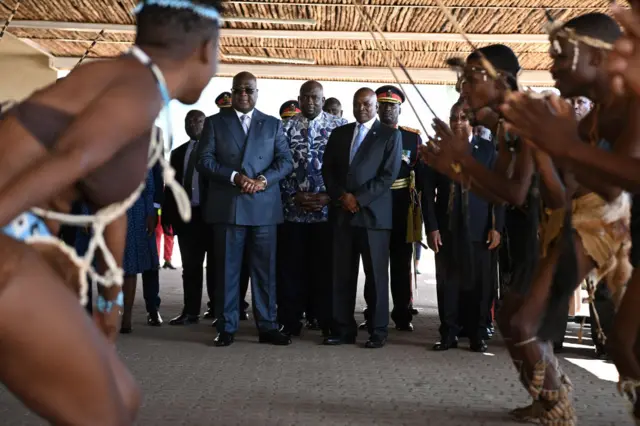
[{"left": 278, "top": 81, "right": 348, "bottom": 337}]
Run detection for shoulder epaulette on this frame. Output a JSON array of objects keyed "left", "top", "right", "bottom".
[{"left": 399, "top": 125, "right": 421, "bottom": 135}]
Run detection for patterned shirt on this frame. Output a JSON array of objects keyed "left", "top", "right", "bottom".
[{"left": 280, "top": 111, "right": 348, "bottom": 223}]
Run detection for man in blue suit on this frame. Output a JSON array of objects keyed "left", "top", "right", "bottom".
[{"left": 197, "top": 71, "right": 294, "bottom": 346}]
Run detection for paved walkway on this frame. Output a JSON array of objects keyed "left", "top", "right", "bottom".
[{"left": 0, "top": 252, "right": 631, "bottom": 425}]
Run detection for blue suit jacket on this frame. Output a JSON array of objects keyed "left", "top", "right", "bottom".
[{"left": 196, "top": 108, "right": 294, "bottom": 226}]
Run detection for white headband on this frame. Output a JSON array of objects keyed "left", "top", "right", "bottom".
[{"left": 133, "top": 0, "right": 223, "bottom": 26}]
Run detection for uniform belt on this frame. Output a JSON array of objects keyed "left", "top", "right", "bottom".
[{"left": 391, "top": 177, "right": 410, "bottom": 190}]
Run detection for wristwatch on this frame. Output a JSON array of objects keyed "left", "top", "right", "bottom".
[{"left": 257, "top": 175, "right": 268, "bottom": 186}]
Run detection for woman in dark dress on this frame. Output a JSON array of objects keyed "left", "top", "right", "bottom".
[
  {"left": 0, "top": 1, "right": 222, "bottom": 424},
  {"left": 121, "top": 164, "right": 162, "bottom": 333}
]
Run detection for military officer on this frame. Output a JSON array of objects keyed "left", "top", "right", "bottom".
[
  {"left": 359, "top": 85, "right": 437, "bottom": 331},
  {"left": 279, "top": 100, "right": 301, "bottom": 121}
]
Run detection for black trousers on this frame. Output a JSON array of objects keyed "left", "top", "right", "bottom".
[
  {"left": 332, "top": 222, "right": 390, "bottom": 339},
  {"left": 177, "top": 209, "right": 215, "bottom": 317},
  {"left": 277, "top": 221, "right": 332, "bottom": 331},
  {"left": 363, "top": 226, "right": 413, "bottom": 326},
  {"left": 436, "top": 241, "right": 492, "bottom": 341}
]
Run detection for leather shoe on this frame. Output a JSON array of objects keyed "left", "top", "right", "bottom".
[
  {"left": 322, "top": 335, "right": 356, "bottom": 345},
  {"left": 470, "top": 339, "right": 488, "bottom": 353},
  {"left": 147, "top": 312, "right": 163, "bottom": 326},
  {"left": 211, "top": 318, "right": 218, "bottom": 327},
  {"left": 305, "top": 319, "right": 321, "bottom": 330},
  {"left": 203, "top": 308, "right": 214, "bottom": 319},
  {"left": 358, "top": 320, "right": 368, "bottom": 330},
  {"left": 433, "top": 339, "right": 458, "bottom": 351},
  {"left": 279, "top": 323, "right": 302, "bottom": 338},
  {"left": 214, "top": 332, "right": 234, "bottom": 347},
  {"left": 259, "top": 329, "right": 292, "bottom": 345},
  {"left": 239, "top": 311, "right": 249, "bottom": 321},
  {"left": 395, "top": 322, "right": 414, "bottom": 332},
  {"left": 169, "top": 313, "right": 199, "bottom": 326},
  {"left": 365, "top": 336, "right": 387, "bottom": 348}
]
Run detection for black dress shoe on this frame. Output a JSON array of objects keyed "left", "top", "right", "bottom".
[
  {"left": 203, "top": 308, "right": 214, "bottom": 319},
  {"left": 211, "top": 318, "right": 218, "bottom": 327},
  {"left": 433, "top": 339, "right": 458, "bottom": 351},
  {"left": 322, "top": 335, "right": 356, "bottom": 345},
  {"left": 470, "top": 339, "right": 488, "bottom": 353},
  {"left": 365, "top": 336, "right": 387, "bottom": 348},
  {"left": 553, "top": 341, "right": 564, "bottom": 353},
  {"left": 162, "top": 261, "right": 176, "bottom": 270},
  {"left": 395, "top": 323, "right": 414, "bottom": 332},
  {"left": 259, "top": 329, "right": 292, "bottom": 345},
  {"left": 483, "top": 327, "right": 493, "bottom": 340},
  {"left": 239, "top": 311, "right": 249, "bottom": 321},
  {"left": 305, "top": 319, "right": 321, "bottom": 330},
  {"left": 147, "top": 312, "right": 163, "bottom": 326},
  {"left": 280, "top": 323, "right": 302, "bottom": 338},
  {"left": 169, "top": 313, "right": 199, "bottom": 326},
  {"left": 410, "top": 307, "right": 419, "bottom": 315},
  {"left": 358, "top": 320, "right": 368, "bottom": 330},
  {"left": 214, "top": 332, "right": 234, "bottom": 347}
]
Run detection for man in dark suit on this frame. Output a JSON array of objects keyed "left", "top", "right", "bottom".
[
  {"left": 322, "top": 87, "right": 402, "bottom": 349},
  {"left": 205, "top": 92, "right": 251, "bottom": 323},
  {"left": 359, "top": 85, "right": 437, "bottom": 332},
  {"left": 431, "top": 101, "right": 503, "bottom": 353},
  {"left": 197, "top": 71, "right": 294, "bottom": 347},
  {"left": 162, "top": 110, "right": 216, "bottom": 326}
]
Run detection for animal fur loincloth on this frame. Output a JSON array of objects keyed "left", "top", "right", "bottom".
[{"left": 541, "top": 192, "right": 632, "bottom": 308}]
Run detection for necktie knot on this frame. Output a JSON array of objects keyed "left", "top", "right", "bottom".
[{"left": 241, "top": 114, "right": 250, "bottom": 134}]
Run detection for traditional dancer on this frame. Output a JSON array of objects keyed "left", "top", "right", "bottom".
[
  {"left": 421, "top": 44, "right": 543, "bottom": 420},
  {"left": 0, "top": 0, "right": 222, "bottom": 424},
  {"left": 501, "top": 7, "right": 640, "bottom": 422},
  {"left": 474, "top": 13, "right": 631, "bottom": 425}
]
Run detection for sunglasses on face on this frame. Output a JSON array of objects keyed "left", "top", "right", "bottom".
[{"left": 232, "top": 87, "right": 256, "bottom": 95}]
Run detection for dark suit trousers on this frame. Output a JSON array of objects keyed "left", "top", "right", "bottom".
[
  {"left": 177, "top": 208, "right": 215, "bottom": 316},
  {"left": 277, "top": 221, "right": 332, "bottom": 331},
  {"left": 332, "top": 221, "right": 390, "bottom": 339},
  {"left": 362, "top": 226, "right": 413, "bottom": 326},
  {"left": 214, "top": 224, "right": 278, "bottom": 334},
  {"left": 436, "top": 241, "right": 492, "bottom": 341},
  {"left": 141, "top": 268, "right": 161, "bottom": 314},
  {"left": 207, "top": 247, "right": 249, "bottom": 314}
]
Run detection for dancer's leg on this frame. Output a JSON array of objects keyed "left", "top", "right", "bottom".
[
  {"left": 510, "top": 234, "right": 595, "bottom": 424},
  {"left": 0, "top": 242, "right": 137, "bottom": 425},
  {"left": 609, "top": 269, "right": 640, "bottom": 420}
]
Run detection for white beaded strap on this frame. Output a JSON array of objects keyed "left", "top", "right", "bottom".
[{"left": 27, "top": 126, "right": 192, "bottom": 305}]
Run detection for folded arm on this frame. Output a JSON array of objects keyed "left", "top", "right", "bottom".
[
  {"left": 0, "top": 79, "right": 160, "bottom": 228},
  {"left": 196, "top": 117, "right": 236, "bottom": 184},
  {"left": 259, "top": 121, "right": 294, "bottom": 188}
]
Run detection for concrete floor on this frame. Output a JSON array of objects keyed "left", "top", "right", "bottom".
[{"left": 0, "top": 252, "right": 632, "bottom": 425}]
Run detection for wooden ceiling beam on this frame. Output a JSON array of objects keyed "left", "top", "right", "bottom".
[
  {"left": 50, "top": 57, "right": 554, "bottom": 85},
  {"left": 11, "top": 20, "right": 549, "bottom": 43}
]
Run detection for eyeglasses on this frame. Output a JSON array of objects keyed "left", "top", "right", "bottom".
[{"left": 232, "top": 87, "right": 257, "bottom": 95}]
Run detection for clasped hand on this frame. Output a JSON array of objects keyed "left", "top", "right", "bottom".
[
  {"left": 234, "top": 173, "right": 266, "bottom": 194},
  {"left": 339, "top": 193, "right": 359, "bottom": 213}
]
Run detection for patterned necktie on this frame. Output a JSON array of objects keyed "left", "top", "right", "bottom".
[
  {"left": 241, "top": 114, "right": 250, "bottom": 135},
  {"left": 350, "top": 123, "right": 366, "bottom": 164}
]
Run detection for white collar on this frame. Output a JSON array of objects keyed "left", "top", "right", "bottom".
[
  {"left": 356, "top": 116, "right": 377, "bottom": 130},
  {"left": 235, "top": 109, "right": 254, "bottom": 119}
]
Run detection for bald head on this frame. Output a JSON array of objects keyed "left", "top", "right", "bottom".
[
  {"left": 353, "top": 87, "right": 377, "bottom": 124},
  {"left": 299, "top": 80, "right": 325, "bottom": 119}
]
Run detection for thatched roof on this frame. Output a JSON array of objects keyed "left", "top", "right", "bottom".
[{"left": 3, "top": 0, "right": 622, "bottom": 83}]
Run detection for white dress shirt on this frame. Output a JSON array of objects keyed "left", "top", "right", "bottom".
[
  {"left": 230, "top": 109, "right": 255, "bottom": 184},
  {"left": 350, "top": 116, "right": 377, "bottom": 156}
]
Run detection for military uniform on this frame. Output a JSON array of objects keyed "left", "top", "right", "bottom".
[
  {"left": 361, "top": 86, "right": 437, "bottom": 331},
  {"left": 279, "top": 100, "right": 301, "bottom": 120}
]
